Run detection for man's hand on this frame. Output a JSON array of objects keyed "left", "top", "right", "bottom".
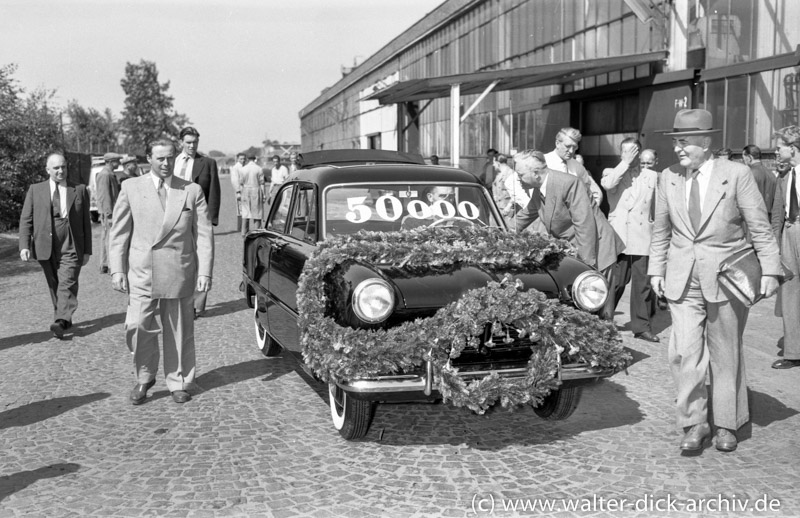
[
  {"left": 620, "top": 144, "right": 640, "bottom": 167},
  {"left": 760, "top": 275, "right": 779, "bottom": 298},
  {"left": 112, "top": 273, "right": 128, "bottom": 293},
  {"left": 651, "top": 275, "right": 665, "bottom": 298},
  {"left": 81, "top": 254, "right": 91, "bottom": 266},
  {"left": 197, "top": 275, "right": 212, "bottom": 292},
  {"left": 20, "top": 249, "right": 30, "bottom": 261}
]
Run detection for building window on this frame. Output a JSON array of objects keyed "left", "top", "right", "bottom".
[{"left": 367, "top": 133, "right": 381, "bottom": 150}]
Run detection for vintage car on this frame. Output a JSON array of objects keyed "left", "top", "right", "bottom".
[{"left": 241, "top": 150, "right": 627, "bottom": 440}]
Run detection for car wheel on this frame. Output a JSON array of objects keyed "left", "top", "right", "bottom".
[
  {"left": 329, "top": 381, "right": 375, "bottom": 440},
  {"left": 532, "top": 386, "right": 582, "bottom": 420},
  {"left": 253, "top": 307, "right": 281, "bottom": 357}
]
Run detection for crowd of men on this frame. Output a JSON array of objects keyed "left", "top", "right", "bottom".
[{"left": 15, "top": 109, "right": 800, "bottom": 454}]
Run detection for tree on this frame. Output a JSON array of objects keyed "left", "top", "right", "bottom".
[
  {"left": 207, "top": 150, "right": 226, "bottom": 158},
  {"left": 119, "top": 60, "right": 189, "bottom": 154},
  {"left": 64, "top": 101, "right": 118, "bottom": 154},
  {"left": 0, "top": 64, "right": 63, "bottom": 231}
]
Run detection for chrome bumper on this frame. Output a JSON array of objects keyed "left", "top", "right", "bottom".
[{"left": 337, "top": 358, "right": 615, "bottom": 395}]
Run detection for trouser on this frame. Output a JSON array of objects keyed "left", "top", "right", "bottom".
[
  {"left": 100, "top": 214, "right": 112, "bottom": 269},
  {"left": 126, "top": 294, "right": 196, "bottom": 392},
  {"left": 614, "top": 254, "right": 655, "bottom": 334},
  {"left": 598, "top": 263, "right": 618, "bottom": 321},
  {"left": 779, "top": 221, "right": 800, "bottom": 360},
  {"left": 241, "top": 218, "right": 260, "bottom": 237},
  {"left": 668, "top": 265, "right": 749, "bottom": 431},
  {"left": 39, "top": 217, "right": 81, "bottom": 322}
]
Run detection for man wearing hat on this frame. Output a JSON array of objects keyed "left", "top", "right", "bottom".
[
  {"left": 117, "top": 156, "right": 139, "bottom": 185},
  {"left": 96, "top": 152, "right": 122, "bottom": 274},
  {"left": 649, "top": 109, "right": 780, "bottom": 453}
]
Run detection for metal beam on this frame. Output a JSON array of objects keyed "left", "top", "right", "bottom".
[
  {"left": 460, "top": 80, "right": 499, "bottom": 123},
  {"left": 451, "top": 83, "right": 460, "bottom": 167}
]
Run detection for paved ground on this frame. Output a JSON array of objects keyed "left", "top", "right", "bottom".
[{"left": 1, "top": 178, "right": 799, "bottom": 517}]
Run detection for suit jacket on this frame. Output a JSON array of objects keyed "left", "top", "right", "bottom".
[
  {"left": 109, "top": 174, "right": 214, "bottom": 299},
  {"left": 515, "top": 168, "right": 598, "bottom": 267},
  {"left": 189, "top": 153, "right": 221, "bottom": 226},
  {"left": 602, "top": 164, "right": 657, "bottom": 256},
  {"left": 648, "top": 159, "right": 780, "bottom": 302},
  {"left": 95, "top": 165, "right": 120, "bottom": 217},
  {"left": 771, "top": 167, "right": 795, "bottom": 246},
  {"left": 545, "top": 150, "right": 603, "bottom": 206},
  {"left": 749, "top": 161, "right": 776, "bottom": 220},
  {"left": 18, "top": 180, "right": 92, "bottom": 261}
]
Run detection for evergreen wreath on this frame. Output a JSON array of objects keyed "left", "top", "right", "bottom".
[{"left": 297, "top": 226, "right": 629, "bottom": 413}]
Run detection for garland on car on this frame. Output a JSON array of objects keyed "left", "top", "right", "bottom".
[{"left": 297, "top": 226, "right": 629, "bottom": 414}]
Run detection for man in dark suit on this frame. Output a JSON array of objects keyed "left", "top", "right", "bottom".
[
  {"left": 110, "top": 139, "right": 214, "bottom": 405},
  {"left": 513, "top": 149, "right": 598, "bottom": 268},
  {"left": 174, "top": 126, "right": 220, "bottom": 318},
  {"left": 770, "top": 126, "right": 800, "bottom": 370},
  {"left": 649, "top": 109, "right": 780, "bottom": 453},
  {"left": 18, "top": 153, "right": 92, "bottom": 338},
  {"left": 742, "top": 144, "right": 777, "bottom": 220}
]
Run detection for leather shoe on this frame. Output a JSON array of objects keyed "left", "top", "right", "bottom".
[
  {"left": 130, "top": 379, "right": 156, "bottom": 405},
  {"left": 680, "top": 423, "right": 711, "bottom": 451},
  {"left": 634, "top": 331, "right": 660, "bottom": 342},
  {"left": 715, "top": 428, "right": 738, "bottom": 452},
  {"left": 771, "top": 358, "right": 800, "bottom": 369},
  {"left": 49, "top": 320, "right": 67, "bottom": 339},
  {"left": 171, "top": 390, "right": 191, "bottom": 403}
]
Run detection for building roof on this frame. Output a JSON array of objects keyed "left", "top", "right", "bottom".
[{"left": 363, "top": 51, "right": 669, "bottom": 105}]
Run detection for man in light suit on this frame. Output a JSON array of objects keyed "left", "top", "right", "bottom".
[
  {"left": 174, "top": 126, "right": 220, "bottom": 318},
  {"left": 545, "top": 127, "right": 603, "bottom": 207},
  {"left": 513, "top": 150, "right": 598, "bottom": 268},
  {"left": 603, "top": 138, "right": 659, "bottom": 341},
  {"left": 19, "top": 153, "right": 92, "bottom": 338},
  {"left": 770, "top": 126, "right": 800, "bottom": 369},
  {"left": 649, "top": 109, "right": 780, "bottom": 453},
  {"left": 110, "top": 139, "right": 214, "bottom": 405},
  {"left": 95, "top": 152, "right": 121, "bottom": 274}
]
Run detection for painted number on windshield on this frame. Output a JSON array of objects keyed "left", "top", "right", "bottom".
[{"left": 345, "top": 194, "right": 480, "bottom": 223}]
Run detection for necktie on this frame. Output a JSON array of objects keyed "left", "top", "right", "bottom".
[
  {"left": 789, "top": 168, "right": 799, "bottom": 222},
  {"left": 157, "top": 179, "right": 166, "bottom": 209},
  {"left": 179, "top": 156, "right": 189, "bottom": 180},
  {"left": 52, "top": 184, "right": 61, "bottom": 218},
  {"left": 688, "top": 170, "right": 701, "bottom": 232}
]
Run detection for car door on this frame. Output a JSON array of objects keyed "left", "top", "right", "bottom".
[{"left": 267, "top": 183, "right": 317, "bottom": 351}]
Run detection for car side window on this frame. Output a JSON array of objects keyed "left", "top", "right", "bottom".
[
  {"left": 289, "top": 185, "right": 317, "bottom": 242},
  {"left": 267, "top": 185, "right": 294, "bottom": 234}
]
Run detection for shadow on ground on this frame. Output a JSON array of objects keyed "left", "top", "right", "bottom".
[
  {"left": 0, "top": 463, "right": 81, "bottom": 502},
  {"left": 0, "top": 393, "right": 111, "bottom": 430}
]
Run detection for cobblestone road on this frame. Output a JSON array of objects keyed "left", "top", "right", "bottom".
[{"left": 1, "top": 178, "right": 799, "bottom": 517}]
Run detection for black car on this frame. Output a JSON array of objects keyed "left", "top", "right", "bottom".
[{"left": 242, "top": 150, "right": 628, "bottom": 439}]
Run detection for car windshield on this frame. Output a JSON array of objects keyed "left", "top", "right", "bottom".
[{"left": 324, "top": 183, "right": 501, "bottom": 237}]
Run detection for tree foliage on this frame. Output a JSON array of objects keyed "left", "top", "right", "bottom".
[
  {"left": 119, "top": 60, "right": 189, "bottom": 154},
  {"left": 0, "top": 64, "right": 63, "bottom": 231},
  {"left": 207, "top": 150, "right": 226, "bottom": 158},
  {"left": 64, "top": 101, "right": 118, "bottom": 154}
]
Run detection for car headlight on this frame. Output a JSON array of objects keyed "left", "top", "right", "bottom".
[
  {"left": 571, "top": 271, "right": 608, "bottom": 312},
  {"left": 352, "top": 278, "right": 395, "bottom": 323}
]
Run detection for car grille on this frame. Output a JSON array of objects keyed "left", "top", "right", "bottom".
[{"left": 449, "top": 323, "right": 542, "bottom": 372}]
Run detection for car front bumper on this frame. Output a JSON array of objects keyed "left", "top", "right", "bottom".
[{"left": 336, "top": 355, "right": 616, "bottom": 399}]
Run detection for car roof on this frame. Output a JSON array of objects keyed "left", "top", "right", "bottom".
[
  {"left": 299, "top": 149, "right": 425, "bottom": 168},
  {"left": 286, "top": 164, "right": 481, "bottom": 189}
]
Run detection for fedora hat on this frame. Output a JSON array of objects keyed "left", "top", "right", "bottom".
[{"left": 662, "top": 109, "right": 721, "bottom": 136}]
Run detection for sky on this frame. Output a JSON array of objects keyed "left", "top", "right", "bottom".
[{"left": 0, "top": 0, "right": 439, "bottom": 154}]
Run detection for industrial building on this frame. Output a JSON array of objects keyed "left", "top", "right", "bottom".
[{"left": 299, "top": 0, "right": 800, "bottom": 182}]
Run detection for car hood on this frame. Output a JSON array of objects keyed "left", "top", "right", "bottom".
[{"left": 380, "top": 263, "right": 561, "bottom": 309}]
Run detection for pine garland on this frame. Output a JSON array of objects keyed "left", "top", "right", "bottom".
[{"left": 297, "top": 226, "right": 629, "bottom": 413}]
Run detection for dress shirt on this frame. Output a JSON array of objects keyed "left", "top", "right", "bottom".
[
  {"left": 787, "top": 167, "right": 800, "bottom": 219},
  {"left": 684, "top": 159, "right": 712, "bottom": 212},
  {"left": 503, "top": 171, "right": 531, "bottom": 208},
  {"left": 49, "top": 180, "right": 67, "bottom": 218},
  {"left": 271, "top": 165, "right": 289, "bottom": 185},
  {"left": 150, "top": 173, "right": 173, "bottom": 192},
  {"left": 174, "top": 153, "right": 195, "bottom": 181}
]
